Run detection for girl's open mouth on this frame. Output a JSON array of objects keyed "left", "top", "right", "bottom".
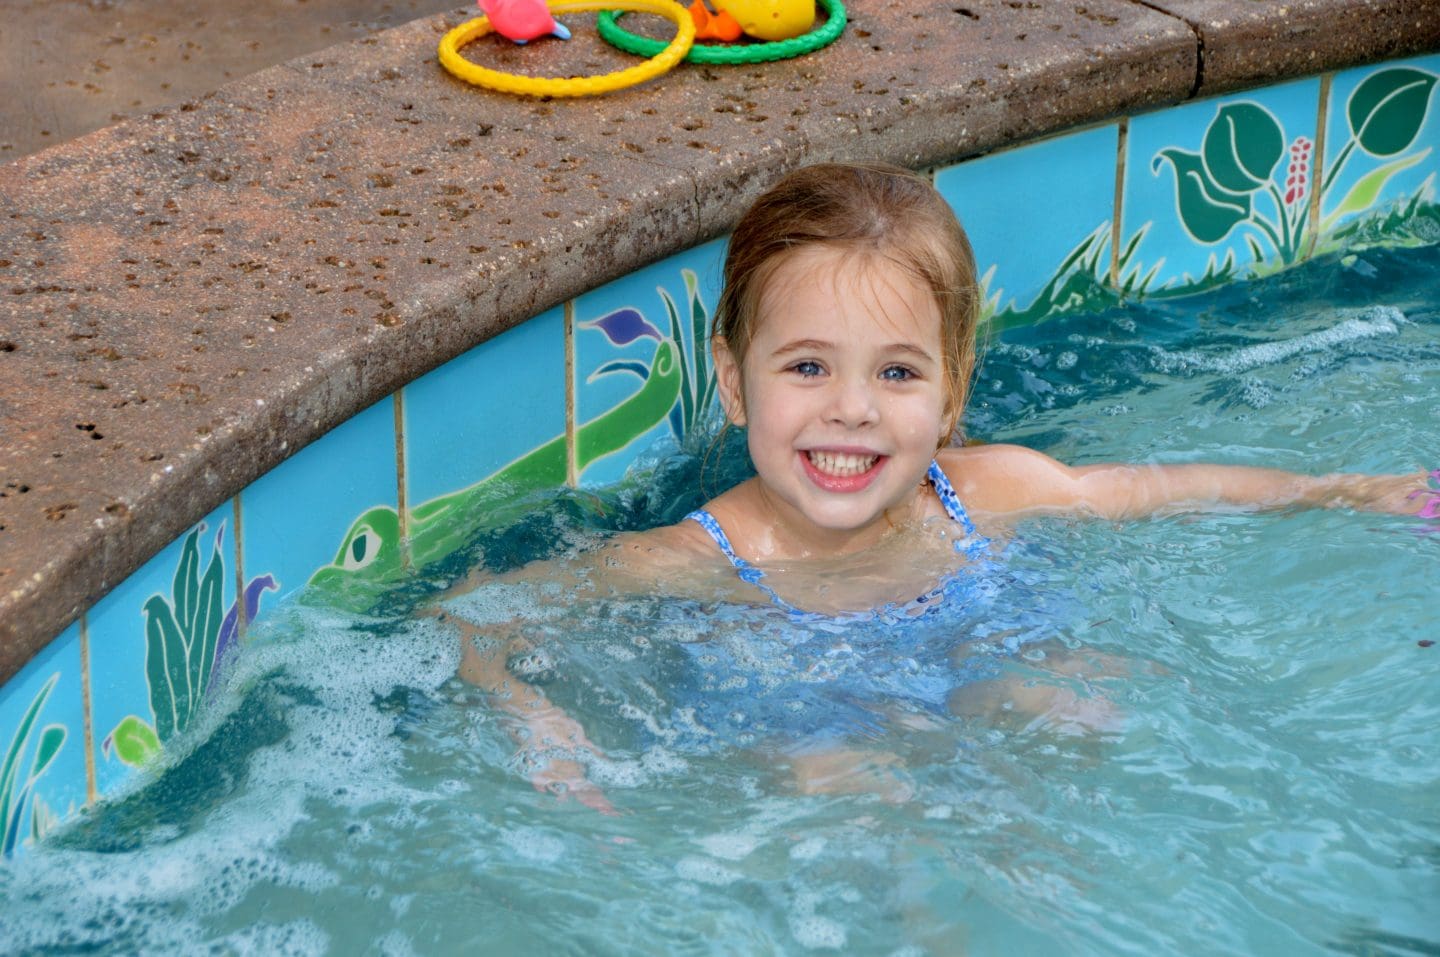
[{"left": 801, "top": 449, "right": 885, "bottom": 492}]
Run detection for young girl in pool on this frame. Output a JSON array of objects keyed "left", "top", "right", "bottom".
[{"left": 444, "top": 161, "right": 1437, "bottom": 812}]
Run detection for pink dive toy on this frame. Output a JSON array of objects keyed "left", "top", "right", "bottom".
[{"left": 477, "top": 0, "right": 572, "bottom": 43}]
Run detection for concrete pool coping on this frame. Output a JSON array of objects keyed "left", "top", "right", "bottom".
[{"left": 2, "top": 0, "right": 1438, "bottom": 685}]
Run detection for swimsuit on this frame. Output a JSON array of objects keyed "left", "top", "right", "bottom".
[
  {"left": 684, "top": 459, "right": 990, "bottom": 622},
  {"left": 586, "top": 461, "right": 1000, "bottom": 752}
]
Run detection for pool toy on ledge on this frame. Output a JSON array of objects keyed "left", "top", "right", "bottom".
[
  {"left": 687, "top": 0, "right": 743, "bottom": 42},
  {"left": 714, "top": 0, "right": 815, "bottom": 41},
  {"left": 477, "top": 0, "right": 573, "bottom": 43},
  {"left": 438, "top": 0, "right": 694, "bottom": 97},
  {"left": 598, "top": 0, "right": 844, "bottom": 65}
]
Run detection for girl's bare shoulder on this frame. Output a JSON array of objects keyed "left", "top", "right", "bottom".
[
  {"left": 935, "top": 443, "right": 1075, "bottom": 514},
  {"left": 612, "top": 519, "right": 717, "bottom": 561}
]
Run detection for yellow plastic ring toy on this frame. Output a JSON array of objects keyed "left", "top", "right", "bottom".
[{"left": 438, "top": 0, "right": 695, "bottom": 97}]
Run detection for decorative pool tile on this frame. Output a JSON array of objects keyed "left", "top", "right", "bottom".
[
  {"left": 572, "top": 237, "right": 727, "bottom": 488},
  {"left": 1318, "top": 55, "right": 1440, "bottom": 250},
  {"left": 85, "top": 503, "right": 245, "bottom": 799},
  {"left": 1126, "top": 77, "right": 1323, "bottom": 294},
  {"left": 243, "top": 396, "right": 398, "bottom": 613},
  {"left": 935, "top": 124, "right": 1120, "bottom": 328},
  {"left": 404, "top": 307, "right": 566, "bottom": 506},
  {"left": 0, "top": 621, "right": 86, "bottom": 858},
  {"left": 398, "top": 306, "right": 566, "bottom": 574}
]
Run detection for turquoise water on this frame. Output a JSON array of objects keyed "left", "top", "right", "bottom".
[{"left": 3, "top": 245, "right": 1438, "bottom": 954}]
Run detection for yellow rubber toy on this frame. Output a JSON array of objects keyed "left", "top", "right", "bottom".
[{"left": 439, "top": 0, "right": 695, "bottom": 97}]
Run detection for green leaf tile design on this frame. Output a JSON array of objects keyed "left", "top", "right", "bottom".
[
  {"left": 104, "top": 525, "right": 276, "bottom": 769},
  {"left": 1, "top": 674, "right": 66, "bottom": 857}
]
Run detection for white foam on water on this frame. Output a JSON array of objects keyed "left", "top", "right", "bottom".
[
  {"left": 231, "top": 606, "right": 462, "bottom": 810},
  {"left": 587, "top": 745, "right": 690, "bottom": 789},
  {"left": 674, "top": 854, "right": 743, "bottom": 886},
  {"left": 1, "top": 801, "right": 338, "bottom": 951},
  {"left": 211, "top": 918, "right": 331, "bottom": 956},
  {"left": 441, "top": 579, "right": 577, "bottom": 627},
  {"left": 788, "top": 889, "right": 851, "bottom": 950},
  {"left": 376, "top": 928, "right": 421, "bottom": 957},
  {"left": 1151, "top": 306, "right": 1406, "bottom": 376},
  {"left": 789, "top": 913, "right": 848, "bottom": 950},
  {"left": 694, "top": 831, "right": 765, "bottom": 861},
  {"left": 790, "top": 836, "right": 827, "bottom": 861},
  {"left": 2, "top": 600, "right": 471, "bottom": 951},
  {"left": 500, "top": 826, "right": 568, "bottom": 864}
]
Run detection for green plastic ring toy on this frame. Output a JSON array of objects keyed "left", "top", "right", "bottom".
[{"left": 597, "top": 0, "right": 846, "bottom": 64}]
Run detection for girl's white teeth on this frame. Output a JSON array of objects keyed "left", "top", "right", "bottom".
[{"left": 807, "top": 450, "right": 878, "bottom": 476}]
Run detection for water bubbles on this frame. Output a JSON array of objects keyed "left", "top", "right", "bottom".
[
  {"left": 500, "top": 826, "right": 567, "bottom": 864},
  {"left": 788, "top": 890, "right": 848, "bottom": 950},
  {"left": 674, "top": 855, "right": 743, "bottom": 886},
  {"left": 694, "top": 831, "right": 764, "bottom": 861},
  {"left": 790, "top": 836, "right": 827, "bottom": 860},
  {"left": 1239, "top": 378, "right": 1273, "bottom": 408}
]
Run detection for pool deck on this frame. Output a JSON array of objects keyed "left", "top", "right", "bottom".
[{"left": 2, "top": 0, "right": 1439, "bottom": 683}]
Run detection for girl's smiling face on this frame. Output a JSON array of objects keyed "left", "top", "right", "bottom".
[{"left": 713, "top": 245, "right": 950, "bottom": 555}]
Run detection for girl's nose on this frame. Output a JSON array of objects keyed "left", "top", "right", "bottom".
[{"left": 825, "top": 378, "right": 879, "bottom": 428}]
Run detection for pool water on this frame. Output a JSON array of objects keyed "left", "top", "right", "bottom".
[{"left": 3, "top": 245, "right": 1438, "bottom": 954}]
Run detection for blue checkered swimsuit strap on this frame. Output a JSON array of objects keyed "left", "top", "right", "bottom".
[{"left": 685, "top": 460, "right": 981, "bottom": 617}]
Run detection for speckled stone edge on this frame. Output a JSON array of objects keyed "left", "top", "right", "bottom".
[{"left": 1, "top": 0, "right": 1438, "bottom": 686}]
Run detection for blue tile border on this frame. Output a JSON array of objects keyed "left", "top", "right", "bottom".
[
  {"left": 937, "top": 124, "right": 1120, "bottom": 326},
  {"left": 1319, "top": 54, "right": 1440, "bottom": 248},
  {"left": 571, "top": 238, "right": 726, "bottom": 488},
  {"left": 403, "top": 306, "right": 567, "bottom": 507},
  {"left": 0, "top": 622, "right": 87, "bottom": 858},
  {"left": 242, "top": 396, "right": 398, "bottom": 609}
]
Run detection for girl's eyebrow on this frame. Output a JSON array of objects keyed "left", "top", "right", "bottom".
[
  {"left": 769, "top": 339, "right": 936, "bottom": 362},
  {"left": 770, "top": 338, "right": 834, "bottom": 357},
  {"left": 883, "top": 342, "right": 938, "bottom": 363}
]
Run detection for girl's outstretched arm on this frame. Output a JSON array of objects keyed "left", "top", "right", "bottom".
[
  {"left": 943, "top": 444, "right": 1436, "bottom": 520},
  {"left": 448, "top": 611, "right": 617, "bottom": 815}
]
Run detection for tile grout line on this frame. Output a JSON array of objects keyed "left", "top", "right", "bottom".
[
  {"left": 1111, "top": 118, "right": 1130, "bottom": 294},
  {"left": 1305, "top": 74, "right": 1332, "bottom": 262},
  {"left": 232, "top": 495, "right": 246, "bottom": 640},
  {"left": 79, "top": 613, "right": 96, "bottom": 806},
  {"left": 394, "top": 390, "right": 410, "bottom": 570},
  {"left": 565, "top": 299, "right": 577, "bottom": 489}
]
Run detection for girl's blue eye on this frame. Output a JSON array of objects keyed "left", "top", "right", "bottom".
[
  {"left": 881, "top": 365, "right": 915, "bottom": 382},
  {"left": 792, "top": 360, "right": 823, "bottom": 378}
]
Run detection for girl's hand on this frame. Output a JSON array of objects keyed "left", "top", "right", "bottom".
[
  {"left": 1316, "top": 469, "right": 1440, "bottom": 515},
  {"left": 1405, "top": 469, "right": 1440, "bottom": 519},
  {"left": 516, "top": 708, "right": 618, "bottom": 816},
  {"left": 527, "top": 756, "right": 617, "bottom": 815},
  {"left": 785, "top": 747, "right": 915, "bottom": 803},
  {"left": 448, "top": 614, "right": 619, "bottom": 814}
]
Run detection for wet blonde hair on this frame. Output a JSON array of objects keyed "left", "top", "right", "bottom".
[{"left": 713, "top": 161, "right": 981, "bottom": 441}]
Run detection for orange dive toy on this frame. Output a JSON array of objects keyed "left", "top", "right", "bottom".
[{"left": 688, "top": 0, "right": 743, "bottom": 42}]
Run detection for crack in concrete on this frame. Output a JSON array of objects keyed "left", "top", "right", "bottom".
[{"left": 1128, "top": 1, "right": 1207, "bottom": 98}]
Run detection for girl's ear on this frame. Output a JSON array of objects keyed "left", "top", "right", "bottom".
[{"left": 711, "top": 336, "right": 747, "bottom": 427}]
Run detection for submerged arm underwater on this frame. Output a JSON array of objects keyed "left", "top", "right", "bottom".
[{"left": 447, "top": 609, "right": 617, "bottom": 815}]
